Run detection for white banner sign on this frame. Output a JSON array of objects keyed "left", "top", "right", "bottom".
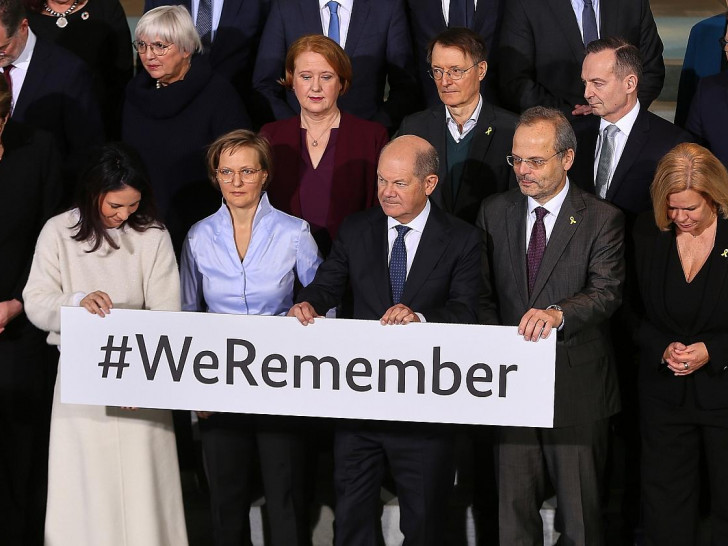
[{"left": 60, "top": 307, "right": 556, "bottom": 427}]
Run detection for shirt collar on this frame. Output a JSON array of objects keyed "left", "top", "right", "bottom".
[
  {"left": 599, "top": 100, "right": 640, "bottom": 139},
  {"left": 388, "top": 199, "right": 431, "bottom": 234},
  {"left": 319, "top": 0, "right": 353, "bottom": 11},
  {"left": 527, "top": 178, "right": 570, "bottom": 218},
  {"left": 445, "top": 94, "right": 483, "bottom": 127},
  {"left": 13, "top": 28, "right": 35, "bottom": 70}
]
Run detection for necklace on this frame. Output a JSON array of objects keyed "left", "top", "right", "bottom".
[
  {"left": 301, "top": 111, "right": 340, "bottom": 147},
  {"left": 43, "top": 0, "right": 80, "bottom": 28}
]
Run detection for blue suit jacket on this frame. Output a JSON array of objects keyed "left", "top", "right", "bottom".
[
  {"left": 143, "top": 0, "right": 270, "bottom": 103},
  {"left": 686, "top": 70, "right": 728, "bottom": 169},
  {"left": 675, "top": 13, "right": 727, "bottom": 128},
  {"left": 252, "top": 0, "right": 419, "bottom": 132}
]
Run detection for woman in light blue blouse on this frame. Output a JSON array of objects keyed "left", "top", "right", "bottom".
[{"left": 180, "top": 129, "right": 321, "bottom": 546}]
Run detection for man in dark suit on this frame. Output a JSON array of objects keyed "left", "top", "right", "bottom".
[
  {"left": 572, "top": 38, "right": 691, "bottom": 542},
  {"left": 0, "top": 0, "right": 103, "bottom": 203},
  {"left": 398, "top": 27, "right": 516, "bottom": 225},
  {"left": 289, "top": 135, "right": 482, "bottom": 545},
  {"left": 252, "top": 0, "right": 420, "bottom": 132},
  {"left": 497, "top": 0, "right": 664, "bottom": 118},
  {"left": 143, "top": 0, "right": 270, "bottom": 114},
  {"left": 572, "top": 37, "right": 692, "bottom": 219},
  {"left": 0, "top": 75, "right": 62, "bottom": 546},
  {"left": 405, "top": 0, "right": 504, "bottom": 107},
  {"left": 477, "top": 106, "right": 624, "bottom": 545}
]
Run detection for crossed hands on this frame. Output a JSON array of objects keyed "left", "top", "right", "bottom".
[{"left": 662, "top": 341, "right": 709, "bottom": 376}]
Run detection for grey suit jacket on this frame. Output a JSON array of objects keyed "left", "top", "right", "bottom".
[
  {"left": 477, "top": 183, "right": 624, "bottom": 427},
  {"left": 397, "top": 100, "right": 517, "bottom": 224}
]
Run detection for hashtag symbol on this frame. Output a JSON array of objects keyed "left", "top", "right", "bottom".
[{"left": 99, "top": 335, "right": 132, "bottom": 379}]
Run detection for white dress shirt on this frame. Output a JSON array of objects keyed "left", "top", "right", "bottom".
[
  {"left": 319, "top": 0, "right": 353, "bottom": 48},
  {"left": 569, "top": 0, "right": 601, "bottom": 41},
  {"left": 593, "top": 101, "right": 641, "bottom": 194},
  {"left": 5, "top": 28, "right": 36, "bottom": 114},
  {"left": 441, "top": 0, "right": 479, "bottom": 25},
  {"left": 525, "top": 179, "right": 570, "bottom": 250},
  {"left": 445, "top": 94, "right": 483, "bottom": 142}
]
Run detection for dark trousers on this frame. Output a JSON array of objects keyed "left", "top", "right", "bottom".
[
  {"left": 333, "top": 422, "right": 455, "bottom": 546},
  {"left": 0, "top": 324, "right": 55, "bottom": 546},
  {"left": 497, "top": 419, "right": 609, "bottom": 546},
  {"left": 200, "top": 413, "right": 310, "bottom": 546},
  {"left": 641, "top": 388, "right": 728, "bottom": 546}
]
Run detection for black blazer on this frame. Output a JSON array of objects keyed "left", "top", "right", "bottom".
[
  {"left": 478, "top": 184, "right": 625, "bottom": 426},
  {"left": 252, "top": 0, "right": 420, "bottom": 131},
  {"left": 297, "top": 204, "right": 482, "bottom": 324},
  {"left": 686, "top": 70, "right": 728, "bottom": 169},
  {"left": 571, "top": 107, "right": 693, "bottom": 217},
  {"left": 497, "top": 0, "right": 664, "bottom": 116},
  {"left": 633, "top": 213, "right": 728, "bottom": 410},
  {"left": 0, "top": 120, "right": 62, "bottom": 335},
  {"left": 405, "top": 0, "right": 504, "bottom": 107},
  {"left": 397, "top": 101, "right": 517, "bottom": 224},
  {"left": 144, "top": 0, "right": 270, "bottom": 103},
  {"left": 13, "top": 37, "right": 104, "bottom": 200}
]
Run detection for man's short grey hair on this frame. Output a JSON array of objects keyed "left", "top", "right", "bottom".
[
  {"left": 517, "top": 106, "right": 577, "bottom": 154},
  {"left": 413, "top": 145, "right": 439, "bottom": 180},
  {"left": 135, "top": 5, "right": 202, "bottom": 55},
  {"left": 586, "top": 36, "right": 642, "bottom": 85}
]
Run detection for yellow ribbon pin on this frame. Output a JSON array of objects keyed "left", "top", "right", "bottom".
[
  {"left": 722, "top": 249, "right": 728, "bottom": 258},
  {"left": 570, "top": 216, "right": 576, "bottom": 225},
  {"left": 486, "top": 127, "right": 492, "bottom": 135}
]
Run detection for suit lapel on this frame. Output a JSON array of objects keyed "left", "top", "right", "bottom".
[
  {"left": 606, "top": 109, "right": 649, "bottom": 202},
  {"left": 427, "top": 108, "right": 451, "bottom": 211},
  {"left": 506, "top": 194, "right": 530, "bottom": 309},
  {"left": 345, "top": 0, "right": 370, "bottom": 55},
  {"left": 648, "top": 226, "right": 682, "bottom": 335},
  {"left": 694, "top": 219, "right": 728, "bottom": 334},
  {"left": 547, "top": 0, "right": 587, "bottom": 63},
  {"left": 12, "top": 40, "right": 51, "bottom": 118},
  {"left": 301, "top": 0, "right": 324, "bottom": 33},
  {"left": 402, "top": 205, "right": 450, "bottom": 304},
  {"left": 528, "top": 186, "right": 583, "bottom": 305},
  {"left": 369, "top": 209, "right": 395, "bottom": 309},
  {"left": 599, "top": 0, "right": 620, "bottom": 40}
]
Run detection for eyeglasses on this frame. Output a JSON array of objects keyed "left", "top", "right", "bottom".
[
  {"left": 216, "top": 167, "right": 264, "bottom": 184},
  {"left": 132, "top": 40, "right": 173, "bottom": 56},
  {"left": 507, "top": 151, "right": 564, "bottom": 169},
  {"left": 720, "top": 37, "right": 728, "bottom": 49},
  {"left": 428, "top": 63, "right": 479, "bottom": 81}
]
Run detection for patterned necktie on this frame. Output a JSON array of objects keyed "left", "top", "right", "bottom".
[
  {"left": 196, "top": 0, "right": 212, "bottom": 50},
  {"left": 448, "top": 0, "right": 474, "bottom": 29},
  {"left": 327, "top": 1, "right": 341, "bottom": 44},
  {"left": 582, "top": 0, "right": 598, "bottom": 47},
  {"left": 390, "top": 225, "right": 411, "bottom": 304},
  {"left": 527, "top": 207, "right": 548, "bottom": 295},
  {"left": 2, "top": 64, "right": 14, "bottom": 96},
  {"left": 595, "top": 124, "right": 619, "bottom": 198}
]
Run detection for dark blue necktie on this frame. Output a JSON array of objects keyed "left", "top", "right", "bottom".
[
  {"left": 327, "top": 1, "right": 341, "bottom": 44},
  {"left": 196, "top": 0, "right": 212, "bottom": 50},
  {"left": 390, "top": 225, "right": 411, "bottom": 304},
  {"left": 448, "top": 0, "right": 474, "bottom": 28},
  {"left": 582, "top": 0, "right": 598, "bottom": 47}
]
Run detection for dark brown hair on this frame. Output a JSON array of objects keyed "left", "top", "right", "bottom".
[{"left": 72, "top": 142, "right": 162, "bottom": 252}]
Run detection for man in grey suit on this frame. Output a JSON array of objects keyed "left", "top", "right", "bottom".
[
  {"left": 477, "top": 106, "right": 625, "bottom": 545},
  {"left": 398, "top": 27, "right": 517, "bottom": 224}
]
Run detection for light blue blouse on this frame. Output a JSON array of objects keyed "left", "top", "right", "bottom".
[{"left": 180, "top": 192, "right": 322, "bottom": 315}]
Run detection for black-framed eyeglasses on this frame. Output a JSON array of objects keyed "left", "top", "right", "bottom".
[
  {"left": 720, "top": 37, "right": 728, "bottom": 48},
  {"left": 216, "top": 167, "right": 264, "bottom": 184},
  {"left": 506, "top": 151, "right": 564, "bottom": 169},
  {"left": 132, "top": 40, "right": 174, "bottom": 56},
  {"left": 428, "top": 62, "right": 479, "bottom": 81}
]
